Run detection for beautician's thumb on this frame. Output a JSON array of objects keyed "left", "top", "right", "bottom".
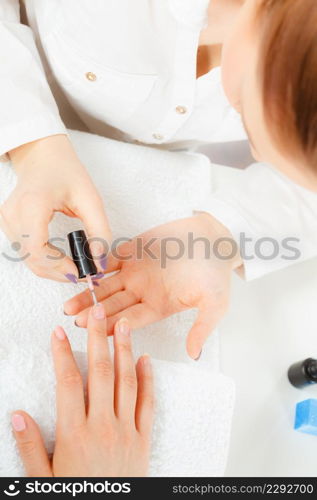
[{"left": 186, "top": 302, "right": 224, "bottom": 360}]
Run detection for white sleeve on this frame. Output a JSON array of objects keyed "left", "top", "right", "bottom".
[
  {"left": 197, "top": 162, "right": 317, "bottom": 281},
  {"left": 0, "top": 0, "right": 66, "bottom": 157}
]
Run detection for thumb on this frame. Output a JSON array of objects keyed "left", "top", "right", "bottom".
[
  {"left": 186, "top": 300, "right": 227, "bottom": 360},
  {"left": 75, "top": 194, "right": 112, "bottom": 272},
  {"left": 11, "top": 411, "right": 52, "bottom": 477},
  {"left": 1, "top": 199, "right": 78, "bottom": 281}
]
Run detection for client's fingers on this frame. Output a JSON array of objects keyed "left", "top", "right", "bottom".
[
  {"left": 135, "top": 355, "right": 154, "bottom": 437},
  {"left": 113, "top": 318, "right": 137, "bottom": 425},
  {"left": 63, "top": 274, "right": 124, "bottom": 316},
  {"left": 11, "top": 411, "right": 52, "bottom": 477},
  {"left": 51, "top": 326, "right": 86, "bottom": 432},
  {"left": 74, "top": 290, "right": 139, "bottom": 328},
  {"left": 87, "top": 304, "right": 114, "bottom": 422},
  {"left": 106, "top": 303, "right": 160, "bottom": 334}
]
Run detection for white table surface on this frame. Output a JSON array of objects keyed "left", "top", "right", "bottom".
[
  {"left": 220, "top": 258, "right": 317, "bottom": 476},
  {"left": 204, "top": 158, "right": 317, "bottom": 476}
]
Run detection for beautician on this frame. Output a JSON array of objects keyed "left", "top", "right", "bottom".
[{"left": 1, "top": 0, "right": 317, "bottom": 358}]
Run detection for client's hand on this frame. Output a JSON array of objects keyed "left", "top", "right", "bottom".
[
  {"left": 64, "top": 214, "right": 242, "bottom": 360},
  {"left": 11, "top": 305, "right": 154, "bottom": 477}
]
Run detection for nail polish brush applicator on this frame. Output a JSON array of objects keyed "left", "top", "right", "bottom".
[{"left": 68, "top": 230, "right": 98, "bottom": 305}]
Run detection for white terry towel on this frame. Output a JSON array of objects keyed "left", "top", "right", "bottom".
[
  {"left": 2, "top": 345, "right": 234, "bottom": 477},
  {"left": 0, "top": 130, "right": 235, "bottom": 477}
]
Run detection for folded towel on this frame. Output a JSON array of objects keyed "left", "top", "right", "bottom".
[{"left": 0, "top": 130, "right": 235, "bottom": 476}]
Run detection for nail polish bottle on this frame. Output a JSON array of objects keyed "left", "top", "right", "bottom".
[
  {"left": 288, "top": 358, "right": 317, "bottom": 388},
  {"left": 68, "top": 230, "right": 98, "bottom": 305},
  {"left": 68, "top": 230, "right": 97, "bottom": 279}
]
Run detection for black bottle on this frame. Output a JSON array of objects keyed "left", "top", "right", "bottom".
[
  {"left": 288, "top": 358, "right": 317, "bottom": 388},
  {"left": 67, "top": 230, "right": 97, "bottom": 279}
]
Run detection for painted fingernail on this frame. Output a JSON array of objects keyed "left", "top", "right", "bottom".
[
  {"left": 54, "top": 326, "right": 66, "bottom": 340},
  {"left": 100, "top": 255, "right": 107, "bottom": 270},
  {"left": 117, "top": 317, "right": 130, "bottom": 336},
  {"left": 195, "top": 350, "right": 202, "bottom": 361},
  {"left": 92, "top": 280, "right": 100, "bottom": 287},
  {"left": 92, "top": 272, "right": 104, "bottom": 280},
  {"left": 64, "top": 273, "right": 78, "bottom": 284},
  {"left": 12, "top": 414, "right": 26, "bottom": 432},
  {"left": 142, "top": 354, "right": 152, "bottom": 374},
  {"left": 93, "top": 303, "right": 105, "bottom": 320}
]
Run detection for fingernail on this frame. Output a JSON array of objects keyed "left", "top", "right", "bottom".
[
  {"left": 74, "top": 320, "right": 80, "bottom": 328},
  {"left": 93, "top": 303, "right": 105, "bottom": 320},
  {"left": 92, "top": 272, "right": 104, "bottom": 280},
  {"left": 194, "top": 350, "right": 202, "bottom": 361},
  {"left": 63, "top": 310, "right": 69, "bottom": 316},
  {"left": 100, "top": 255, "right": 107, "bottom": 270},
  {"left": 142, "top": 354, "right": 152, "bottom": 374},
  {"left": 64, "top": 273, "right": 78, "bottom": 284},
  {"left": 54, "top": 326, "right": 66, "bottom": 340},
  {"left": 12, "top": 414, "right": 26, "bottom": 432},
  {"left": 117, "top": 317, "right": 130, "bottom": 336},
  {"left": 92, "top": 280, "right": 100, "bottom": 287}
]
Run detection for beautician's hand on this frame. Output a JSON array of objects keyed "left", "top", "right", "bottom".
[
  {"left": 64, "top": 214, "right": 243, "bottom": 360},
  {"left": 11, "top": 306, "right": 153, "bottom": 477},
  {"left": 0, "top": 135, "right": 111, "bottom": 281}
]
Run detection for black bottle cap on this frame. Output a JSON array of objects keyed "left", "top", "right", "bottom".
[
  {"left": 67, "top": 230, "right": 97, "bottom": 279},
  {"left": 288, "top": 358, "right": 317, "bottom": 389}
]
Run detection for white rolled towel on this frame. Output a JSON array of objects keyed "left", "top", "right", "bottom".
[{"left": 0, "top": 342, "right": 235, "bottom": 477}]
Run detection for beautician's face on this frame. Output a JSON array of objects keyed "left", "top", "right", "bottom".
[{"left": 221, "top": 0, "right": 317, "bottom": 191}]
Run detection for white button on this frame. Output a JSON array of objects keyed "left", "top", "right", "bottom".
[
  {"left": 85, "top": 72, "right": 97, "bottom": 81},
  {"left": 175, "top": 105, "right": 187, "bottom": 114},
  {"left": 152, "top": 133, "right": 164, "bottom": 141}
]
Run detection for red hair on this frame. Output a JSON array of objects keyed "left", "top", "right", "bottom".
[{"left": 259, "top": 0, "right": 317, "bottom": 167}]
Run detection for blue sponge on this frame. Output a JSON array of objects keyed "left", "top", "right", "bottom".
[{"left": 294, "top": 399, "right": 317, "bottom": 436}]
